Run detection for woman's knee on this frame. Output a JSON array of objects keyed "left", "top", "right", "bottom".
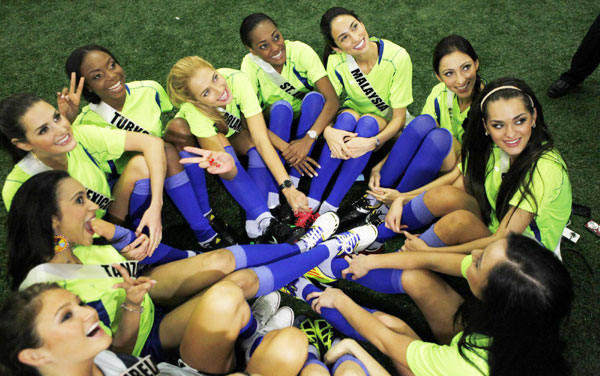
[
  {"left": 201, "top": 249, "right": 236, "bottom": 274},
  {"left": 165, "top": 117, "right": 196, "bottom": 149},
  {"left": 406, "top": 114, "right": 437, "bottom": 138},
  {"left": 333, "top": 111, "right": 358, "bottom": 130},
  {"left": 401, "top": 269, "right": 439, "bottom": 299},
  {"left": 259, "top": 327, "right": 308, "bottom": 363},
  {"left": 123, "top": 154, "right": 150, "bottom": 180},
  {"left": 355, "top": 115, "right": 379, "bottom": 137},
  {"left": 201, "top": 280, "right": 246, "bottom": 315}
]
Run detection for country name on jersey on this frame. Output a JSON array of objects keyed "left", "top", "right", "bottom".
[
  {"left": 350, "top": 68, "right": 390, "bottom": 112},
  {"left": 224, "top": 112, "right": 243, "bottom": 132},
  {"left": 100, "top": 261, "right": 139, "bottom": 278},
  {"left": 86, "top": 188, "right": 112, "bottom": 210},
  {"left": 279, "top": 82, "right": 306, "bottom": 99},
  {"left": 110, "top": 112, "right": 150, "bottom": 134}
]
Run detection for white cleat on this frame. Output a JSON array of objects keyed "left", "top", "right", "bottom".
[{"left": 333, "top": 224, "right": 378, "bottom": 255}]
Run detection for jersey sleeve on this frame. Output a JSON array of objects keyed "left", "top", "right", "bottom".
[
  {"left": 297, "top": 41, "right": 328, "bottom": 84},
  {"left": 461, "top": 255, "right": 473, "bottom": 278},
  {"left": 235, "top": 71, "right": 263, "bottom": 118},
  {"left": 327, "top": 57, "right": 345, "bottom": 97},
  {"left": 2, "top": 167, "right": 28, "bottom": 210},
  {"left": 176, "top": 103, "right": 218, "bottom": 138},
  {"left": 147, "top": 80, "right": 174, "bottom": 113},
  {"left": 73, "top": 125, "right": 126, "bottom": 164},
  {"left": 508, "top": 152, "right": 566, "bottom": 214},
  {"left": 389, "top": 47, "right": 413, "bottom": 109},
  {"left": 406, "top": 338, "right": 487, "bottom": 376},
  {"left": 240, "top": 55, "right": 260, "bottom": 93}
]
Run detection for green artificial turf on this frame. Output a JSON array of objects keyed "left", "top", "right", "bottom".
[{"left": 1, "top": 1, "right": 599, "bottom": 374}]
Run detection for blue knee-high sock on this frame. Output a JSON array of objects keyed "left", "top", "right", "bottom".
[
  {"left": 165, "top": 171, "right": 217, "bottom": 243},
  {"left": 238, "top": 310, "right": 258, "bottom": 341},
  {"left": 395, "top": 128, "right": 453, "bottom": 192},
  {"left": 128, "top": 179, "right": 152, "bottom": 227},
  {"left": 110, "top": 225, "right": 193, "bottom": 266},
  {"left": 179, "top": 151, "right": 212, "bottom": 217},
  {"left": 296, "top": 279, "right": 373, "bottom": 341},
  {"left": 332, "top": 354, "right": 370, "bottom": 376},
  {"left": 308, "top": 113, "right": 357, "bottom": 207},
  {"left": 290, "top": 92, "right": 325, "bottom": 180},
  {"left": 221, "top": 146, "right": 270, "bottom": 221},
  {"left": 268, "top": 100, "right": 294, "bottom": 142},
  {"left": 331, "top": 258, "right": 404, "bottom": 294},
  {"left": 323, "top": 116, "right": 379, "bottom": 209},
  {"left": 227, "top": 243, "right": 301, "bottom": 269},
  {"left": 375, "top": 192, "right": 435, "bottom": 243},
  {"left": 419, "top": 224, "right": 448, "bottom": 247},
  {"left": 379, "top": 115, "right": 437, "bottom": 188},
  {"left": 250, "top": 244, "right": 332, "bottom": 297},
  {"left": 247, "top": 147, "right": 279, "bottom": 208}
]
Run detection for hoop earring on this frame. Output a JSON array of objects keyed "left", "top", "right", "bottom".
[{"left": 54, "top": 234, "right": 69, "bottom": 254}]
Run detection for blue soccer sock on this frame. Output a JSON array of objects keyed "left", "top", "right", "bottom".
[
  {"left": 165, "top": 171, "right": 217, "bottom": 243},
  {"left": 247, "top": 147, "right": 280, "bottom": 209},
  {"left": 268, "top": 100, "right": 294, "bottom": 142},
  {"left": 304, "top": 347, "right": 327, "bottom": 370},
  {"left": 332, "top": 354, "right": 370, "bottom": 376},
  {"left": 128, "top": 179, "right": 152, "bottom": 227},
  {"left": 379, "top": 115, "right": 436, "bottom": 188},
  {"left": 322, "top": 116, "right": 379, "bottom": 210},
  {"left": 250, "top": 243, "right": 332, "bottom": 297},
  {"left": 110, "top": 225, "right": 193, "bottom": 265},
  {"left": 419, "top": 224, "right": 448, "bottom": 248},
  {"left": 227, "top": 243, "right": 301, "bottom": 270},
  {"left": 179, "top": 151, "right": 212, "bottom": 217},
  {"left": 239, "top": 310, "right": 258, "bottom": 341},
  {"left": 290, "top": 92, "right": 325, "bottom": 180},
  {"left": 331, "top": 258, "right": 404, "bottom": 294},
  {"left": 396, "top": 128, "right": 453, "bottom": 192},
  {"left": 293, "top": 278, "right": 373, "bottom": 341},
  {"left": 375, "top": 192, "right": 435, "bottom": 243},
  {"left": 308, "top": 112, "right": 357, "bottom": 208}
]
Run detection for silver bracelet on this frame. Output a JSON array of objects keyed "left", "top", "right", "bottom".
[{"left": 120, "top": 302, "right": 144, "bottom": 313}]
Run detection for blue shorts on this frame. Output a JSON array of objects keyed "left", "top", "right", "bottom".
[{"left": 140, "top": 305, "right": 167, "bottom": 363}]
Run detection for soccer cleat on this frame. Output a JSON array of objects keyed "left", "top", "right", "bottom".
[
  {"left": 294, "top": 210, "right": 320, "bottom": 228},
  {"left": 198, "top": 235, "right": 229, "bottom": 250},
  {"left": 256, "top": 217, "right": 305, "bottom": 244},
  {"left": 304, "top": 266, "right": 337, "bottom": 284},
  {"left": 360, "top": 240, "right": 384, "bottom": 255},
  {"left": 245, "top": 306, "right": 295, "bottom": 363},
  {"left": 365, "top": 208, "right": 385, "bottom": 227},
  {"left": 295, "top": 315, "right": 321, "bottom": 356},
  {"left": 208, "top": 213, "right": 238, "bottom": 246},
  {"left": 313, "top": 319, "right": 335, "bottom": 353},
  {"left": 333, "top": 224, "right": 379, "bottom": 255},
  {"left": 251, "top": 291, "right": 281, "bottom": 328},
  {"left": 297, "top": 212, "right": 340, "bottom": 250},
  {"left": 271, "top": 200, "right": 295, "bottom": 224},
  {"left": 338, "top": 195, "right": 381, "bottom": 231}
]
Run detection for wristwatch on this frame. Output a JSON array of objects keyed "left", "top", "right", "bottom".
[
  {"left": 374, "top": 137, "right": 380, "bottom": 147},
  {"left": 306, "top": 130, "right": 318, "bottom": 139},
  {"left": 279, "top": 179, "right": 293, "bottom": 190}
]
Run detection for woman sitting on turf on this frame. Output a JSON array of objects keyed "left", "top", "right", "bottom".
[
  {"left": 0, "top": 283, "right": 308, "bottom": 376},
  {"left": 339, "top": 35, "right": 484, "bottom": 233},
  {"left": 310, "top": 234, "right": 574, "bottom": 375},
  {"left": 303, "top": 7, "right": 414, "bottom": 217},
  {"left": 166, "top": 56, "right": 308, "bottom": 243},
  {"left": 65, "top": 44, "right": 235, "bottom": 249},
  {"left": 5, "top": 169, "right": 379, "bottom": 373},
  {"left": 379, "top": 77, "right": 571, "bottom": 255},
  {"left": 238, "top": 12, "right": 339, "bottom": 225}
]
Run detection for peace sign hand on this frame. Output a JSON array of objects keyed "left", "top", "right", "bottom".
[
  {"left": 57, "top": 72, "right": 85, "bottom": 123},
  {"left": 111, "top": 263, "right": 156, "bottom": 307}
]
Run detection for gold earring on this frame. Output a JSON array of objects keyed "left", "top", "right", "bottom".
[{"left": 54, "top": 234, "right": 69, "bottom": 254}]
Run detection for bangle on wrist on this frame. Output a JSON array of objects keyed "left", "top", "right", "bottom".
[{"left": 121, "top": 302, "right": 144, "bottom": 313}]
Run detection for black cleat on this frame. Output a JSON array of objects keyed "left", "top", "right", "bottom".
[
  {"left": 337, "top": 195, "right": 381, "bottom": 231},
  {"left": 208, "top": 213, "right": 238, "bottom": 246},
  {"left": 257, "top": 217, "right": 305, "bottom": 244},
  {"left": 271, "top": 200, "right": 295, "bottom": 224}
]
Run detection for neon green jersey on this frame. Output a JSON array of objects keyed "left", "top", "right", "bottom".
[
  {"left": 73, "top": 81, "right": 172, "bottom": 173},
  {"left": 2, "top": 125, "right": 126, "bottom": 216},
  {"left": 241, "top": 40, "right": 328, "bottom": 116},
  {"left": 327, "top": 38, "right": 412, "bottom": 120},
  {"left": 422, "top": 82, "right": 470, "bottom": 143},
  {"left": 68, "top": 245, "right": 154, "bottom": 357},
  {"left": 174, "top": 68, "right": 263, "bottom": 139},
  {"left": 484, "top": 146, "right": 571, "bottom": 250}
]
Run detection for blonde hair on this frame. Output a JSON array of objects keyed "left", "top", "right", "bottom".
[{"left": 167, "top": 56, "right": 228, "bottom": 134}]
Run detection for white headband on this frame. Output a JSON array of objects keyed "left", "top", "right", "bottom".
[{"left": 480, "top": 85, "right": 534, "bottom": 111}]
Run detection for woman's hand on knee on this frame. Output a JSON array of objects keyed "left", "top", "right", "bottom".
[
  {"left": 385, "top": 197, "right": 408, "bottom": 233},
  {"left": 345, "top": 136, "right": 376, "bottom": 158},
  {"left": 366, "top": 187, "right": 401, "bottom": 207},
  {"left": 136, "top": 204, "right": 162, "bottom": 254},
  {"left": 324, "top": 127, "right": 356, "bottom": 159}
]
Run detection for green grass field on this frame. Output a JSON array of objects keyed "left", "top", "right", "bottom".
[{"left": 1, "top": 1, "right": 599, "bottom": 374}]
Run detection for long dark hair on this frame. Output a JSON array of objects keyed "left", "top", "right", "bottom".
[
  {"left": 461, "top": 77, "right": 555, "bottom": 225},
  {"left": 433, "top": 35, "right": 482, "bottom": 114},
  {"left": 455, "top": 234, "right": 573, "bottom": 375},
  {"left": 0, "top": 93, "right": 45, "bottom": 163},
  {"left": 7, "top": 170, "right": 70, "bottom": 290},
  {"left": 0, "top": 283, "right": 61, "bottom": 376},
  {"left": 65, "top": 44, "right": 121, "bottom": 104},
  {"left": 240, "top": 13, "right": 278, "bottom": 48},
  {"left": 320, "top": 7, "right": 361, "bottom": 65}
]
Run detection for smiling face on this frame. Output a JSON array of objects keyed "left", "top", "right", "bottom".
[
  {"left": 52, "top": 178, "right": 98, "bottom": 246},
  {"left": 466, "top": 238, "right": 509, "bottom": 299},
  {"left": 248, "top": 20, "right": 286, "bottom": 67},
  {"left": 187, "top": 67, "right": 232, "bottom": 107},
  {"left": 437, "top": 50, "right": 479, "bottom": 101},
  {"left": 21, "top": 288, "right": 110, "bottom": 368},
  {"left": 329, "top": 14, "right": 371, "bottom": 56},
  {"left": 13, "top": 100, "right": 77, "bottom": 158},
  {"left": 80, "top": 50, "right": 126, "bottom": 105},
  {"left": 484, "top": 97, "right": 536, "bottom": 161}
]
